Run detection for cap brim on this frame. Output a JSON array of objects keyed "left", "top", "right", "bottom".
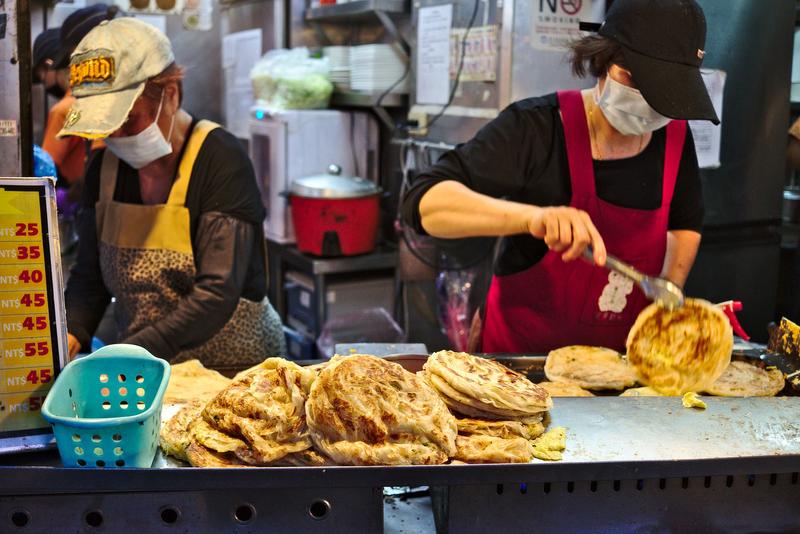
[
  {"left": 622, "top": 46, "right": 720, "bottom": 125},
  {"left": 57, "top": 83, "right": 145, "bottom": 139}
]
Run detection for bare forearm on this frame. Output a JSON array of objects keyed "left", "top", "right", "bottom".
[
  {"left": 661, "top": 230, "right": 701, "bottom": 288},
  {"left": 418, "top": 180, "right": 608, "bottom": 264},
  {"left": 419, "top": 181, "right": 536, "bottom": 238}
]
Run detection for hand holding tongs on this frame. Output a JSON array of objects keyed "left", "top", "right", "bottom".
[{"left": 582, "top": 247, "right": 685, "bottom": 309}]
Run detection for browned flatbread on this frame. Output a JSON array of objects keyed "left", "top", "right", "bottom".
[
  {"left": 619, "top": 386, "right": 665, "bottom": 397},
  {"left": 426, "top": 372, "right": 547, "bottom": 421},
  {"left": 185, "top": 440, "right": 249, "bottom": 468},
  {"left": 545, "top": 346, "right": 638, "bottom": 390},
  {"left": 306, "top": 354, "right": 457, "bottom": 466},
  {"left": 704, "top": 361, "right": 785, "bottom": 397},
  {"left": 424, "top": 351, "right": 552, "bottom": 417},
  {"left": 626, "top": 299, "right": 732, "bottom": 395},
  {"left": 537, "top": 381, "right": 595, "bottom": 397},
  {"left": 453, "top": 434, "right": 533, "bottom": 463},
  {"left": 159, "top": 399, "right": 205, "bottom": 461},
  {"left": 273, "top": 449, "right": 334, "bottom": 467},
  {"left": 164, "top": 360, "right": 231, "bottom": 404},
  {"left": 190, "top": 414, "right": 333, "bottom": 466},
  {"left": 456, "top": 417, "right": 545, "bottom": 440},
  {"left": 203, "top": 358, "right": 316, "bottom": 464}
]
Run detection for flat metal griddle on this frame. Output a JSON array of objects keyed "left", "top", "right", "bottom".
[{"left": 3, "top": 350, "right": 800, "bottom": 532}]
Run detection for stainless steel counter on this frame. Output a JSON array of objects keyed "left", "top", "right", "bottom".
[{"left": 1, "top": 398, "right": 799, "bottom": 532}]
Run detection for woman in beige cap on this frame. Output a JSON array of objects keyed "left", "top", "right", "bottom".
[{"left": 61, "top": 18, "right": 286, "bottom": 370}]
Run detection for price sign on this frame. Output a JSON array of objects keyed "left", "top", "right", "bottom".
[{"left": 0, "top": 178, "right": 67, "bottom": 452}]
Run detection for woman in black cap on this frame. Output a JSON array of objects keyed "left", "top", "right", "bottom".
[
  {"left": 402, "top": 0, "right": 719, "bottom": 354},
  {"left": 33, "top": 28, "right": 64, "bottom": 98}
]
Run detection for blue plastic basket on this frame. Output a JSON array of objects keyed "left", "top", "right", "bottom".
[{"left": 42, "top": 344, "right": 171, "bottom": 468}]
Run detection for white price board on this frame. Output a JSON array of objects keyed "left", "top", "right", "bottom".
[{"left": 0, "top": 178, "right": 68, "bottom": 453}]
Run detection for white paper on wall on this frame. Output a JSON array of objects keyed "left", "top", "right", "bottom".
[
  {"left": 416, "top": 4, "right": 453, "bottom": 105},
  {"left": 689, "top": 69, "right": 726, "bottom": 170},
  {"left": 222, "top": 29, "right": 262, "bottom": 139}
]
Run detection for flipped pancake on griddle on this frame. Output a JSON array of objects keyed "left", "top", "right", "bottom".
[
  {"left": 704, "top": 360, "right": 785, "bottom": 397},
  {"left": 545, "top": 346, "right": 638, "bottom": 390},
  {"left": 626, "top": 299, "right": 732, "bottom": 395}
]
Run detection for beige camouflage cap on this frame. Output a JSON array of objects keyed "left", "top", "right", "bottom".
[{"left": 58, "top": 17, "right": 174, "bottom": 139}]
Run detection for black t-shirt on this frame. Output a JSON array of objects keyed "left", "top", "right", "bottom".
[
  {"left": 402, "top": 93, "right": 704, "bottom": 276},
  {"left": 85, "top": 120, "right": 266, "bottom": 245}
]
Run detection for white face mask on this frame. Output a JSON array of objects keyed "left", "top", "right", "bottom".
[
  {"left": 594, "top": 76, "right": 671, "bottom": 136},
  {"left": 105, "top": 91, "right": 175, "bottom": 169}
]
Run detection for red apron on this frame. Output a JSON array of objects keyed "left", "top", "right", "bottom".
[{"left": 481, "top": 90, "right": 687, "bottom": 353}]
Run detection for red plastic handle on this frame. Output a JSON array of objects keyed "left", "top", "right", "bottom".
[{"left": 717, "top": 301, "right": 750, "bottom": 341}]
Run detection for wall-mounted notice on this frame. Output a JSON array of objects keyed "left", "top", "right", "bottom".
[
  {"left": 533, "top": 0, "right": 592, "bottom": 52},
  {"left": 417, "top": 3, "right": 453, "bottom": 105},
  {"left": 450, "top": 25, "right": 498, "bottom": 82},
  {"left": 689, "top": 69, "right": 726, "bottom": 169}
]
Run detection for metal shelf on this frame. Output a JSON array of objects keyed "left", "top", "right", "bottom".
[
  {"left": 331, "top": 91, "right": 407, "bottom": 108},
  {"left": 305, "top": 0, "right": 411, "bottom": 128},
  {"left": 305, "top": 0, "right": 409, "bottom": 22}
]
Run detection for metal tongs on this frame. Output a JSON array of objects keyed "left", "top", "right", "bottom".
[{"left": 582, "top": 247, "right": 685, "bottom": 309}]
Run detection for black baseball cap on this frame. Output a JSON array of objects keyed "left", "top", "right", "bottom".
[
  {"left": 581, "top": 0, "right": 719, "bottom": 124},
  {"left": 32, "top": 28, "right": 61, "bottom": 81},
  {"left": 53, "top": 3, "right": 120, "bottom": 69}
]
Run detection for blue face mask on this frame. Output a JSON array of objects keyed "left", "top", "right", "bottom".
[
  {"left": 104, "top": 91, "right": 175, "bottom": 169},
  {"left": 595, "top": 76, "right": 671, "bottom": 136}
]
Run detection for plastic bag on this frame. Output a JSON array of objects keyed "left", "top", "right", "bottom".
[
  {"left": 250, "top": 48, "right": 333, "bottom": 111},
  {"left": 436, "top": 267, "right": 478, "bottom": 352},
  {"left": 33, "top": 144, "right": 56, "bottom": 178},
  {"left": 316, "top": 307, "right": 405, "bottom": 359}
]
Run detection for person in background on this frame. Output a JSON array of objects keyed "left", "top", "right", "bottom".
[
  {"left": 62, "top": 18, "right": 286, "bottom": 369},
  {"left": 403, "top": 0, "right": 718, "bottom": 353},
  {"left": 41, "top": 4, "right": 117, "bottom": 188},
  {"left": 33, "top": 28, "right": 64, "bottom": 99},
  {"left": 32, "top": 29, "right": 63, "bottom": 189}
]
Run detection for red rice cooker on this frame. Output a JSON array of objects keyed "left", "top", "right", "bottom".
[{"left": 290, "top": 165, "right": 381, "bottom": 256}]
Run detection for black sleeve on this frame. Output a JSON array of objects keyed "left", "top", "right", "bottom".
[
  {"left": 187, "top": 127, "right": 268, "bottom": 301},
  {"left": 667, "top": 129, "right": 704, "bottom": 232},
  {"left": 402, "top": 104, "right": 536, "bottom": 234},
  {"left": 121, "top": 212, "right": 255, "bottom": 359},
  {"left": 64, "top": 151, "right": 111, "bottom": 351},
  {"left": 191, "top": 129, "right": 265, "bottom": 227}
]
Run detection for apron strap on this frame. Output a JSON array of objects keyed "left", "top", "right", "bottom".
[
  {"left": 167, "top": 119, "right": 221, "bottom": 207},
  {"left": 98, "top": 151, "right": 120, "bottom": 204},
  {"left": 557, "top": 90, "right": 596, "bottom": 200},
  {"left": 661, "top": 120, "right": 687, "bottom": 208}
]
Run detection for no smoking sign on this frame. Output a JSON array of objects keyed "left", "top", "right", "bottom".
[{"left": 561, "top": 0, "right": 582, "bottom": 16}]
